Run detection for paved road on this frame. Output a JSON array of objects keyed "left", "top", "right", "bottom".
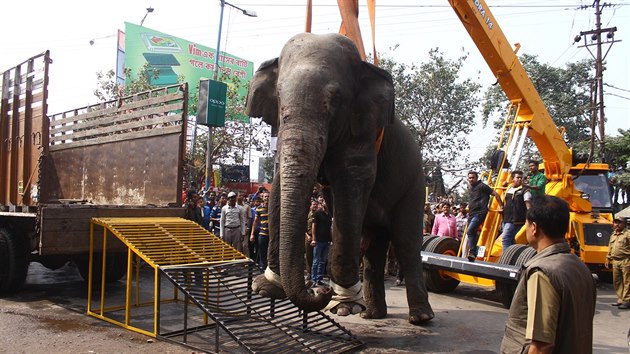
[{"left": 0, "top": 263, "right": 628, "bottom": 353}]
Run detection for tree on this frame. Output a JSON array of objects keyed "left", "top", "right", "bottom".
[
  {"left": 605, "top": 128, "right": 630, "bottom": 173},
  {"left": 378, "top": 49, "right": 482, "bottom": 196},
  {"left": 481, "top": 54, "right": 594, "bottom": 165}
]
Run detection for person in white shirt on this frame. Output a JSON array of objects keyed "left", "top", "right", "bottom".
[{"left": 220, "top": 191, "right": 247, "bottom": 252}]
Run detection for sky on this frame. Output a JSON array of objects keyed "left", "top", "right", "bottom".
[{"left": 2, "top": 0, "right": 629, "bottom": 182}]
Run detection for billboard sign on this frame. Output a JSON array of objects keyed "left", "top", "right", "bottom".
[{"left": 123, "top": 22, "right": 254, "bottom": 122}]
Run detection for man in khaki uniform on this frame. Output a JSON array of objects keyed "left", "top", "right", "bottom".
[
  {"left": 501, "top": 195, "right": 595, "bottom": 354},
  {"left": 606, "top": 217, "right": 630, "bottom": 309}
]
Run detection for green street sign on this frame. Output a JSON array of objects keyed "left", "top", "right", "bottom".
[{"left": 197, "top": 79, "right": 227, "bottom": 127}]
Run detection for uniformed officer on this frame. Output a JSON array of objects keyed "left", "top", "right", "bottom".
[{"left": 606, "top": 216, "right": 630, "bottom": 309}]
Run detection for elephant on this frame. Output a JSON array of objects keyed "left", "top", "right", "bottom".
[{"left": 244, "top": 32, "right": 434, "bottom": 325}]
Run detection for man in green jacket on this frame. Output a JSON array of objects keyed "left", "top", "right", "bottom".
[{"left": 524, "top": 160, "right": 546, "bottom": 197}]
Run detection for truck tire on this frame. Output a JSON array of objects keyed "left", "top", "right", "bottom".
[
  {"left": 422, "top": 235, "right": 439, "bottom": 251},
  {"left": 74, "top": 252, "right": 128, "bottom": 285},
  {"left": 495, "top": 244, "right": 536, "bottom": 308},
  {"left": 423, "top": 237, "right": 460, "bottom": 293},
  {"left": 0, "top": 228, "right": 30, "bottom": 295}
]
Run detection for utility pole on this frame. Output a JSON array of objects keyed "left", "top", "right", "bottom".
[{"left": 574, "top": 0, "right": 621, "bottom": 163}]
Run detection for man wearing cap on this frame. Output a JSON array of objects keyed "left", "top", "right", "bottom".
[
  {"left": 220, "top": 191, "right": 247, "bottom": 253},
  {"left": 606, "top": 216, "right": 630, "bottom": 309}
]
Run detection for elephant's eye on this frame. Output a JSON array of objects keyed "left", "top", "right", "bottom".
[{"left": 324, "top": 84, "right": 342, "bottom": 115}]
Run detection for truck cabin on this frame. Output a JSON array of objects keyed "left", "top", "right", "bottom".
[
  {"left": 572, "top": 169, "right": 614, "bottom": 213},
  {"left": 538, "top": 163, "right": 613, "bottom": 213}
]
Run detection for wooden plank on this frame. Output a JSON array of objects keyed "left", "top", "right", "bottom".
[
  {"left": 39, "top": 206, "right": 185, "bottom": 255},
  {"left": 44, "top": 133, "right": 182, "bottom": 206},
  {"left": 49, "top": 90, "right": 184, "bottom": 125},
  {"left": 49, "top": 110, "right": 182, "bottom": 138},
  {"left": 49, "top": 125, "right": 182, "bottom": 151}
]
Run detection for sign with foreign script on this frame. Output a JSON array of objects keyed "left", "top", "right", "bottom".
[{"left": 124, "top": 22, "right": 254, "bottom": 122}]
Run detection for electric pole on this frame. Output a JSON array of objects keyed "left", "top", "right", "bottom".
[{"left": 573, "top": 0, "right": 621, "bottom": 162}]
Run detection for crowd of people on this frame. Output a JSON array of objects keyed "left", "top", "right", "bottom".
[
  {"left": 183, "top": 186, "right": 270, "bottom": 268},
  {"left": 182, "top": 184, "right": 334, "bottom": 284}
]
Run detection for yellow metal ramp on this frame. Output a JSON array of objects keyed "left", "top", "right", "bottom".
[{"left": 87, "top": 217, "right": 363, "bottom": 353}]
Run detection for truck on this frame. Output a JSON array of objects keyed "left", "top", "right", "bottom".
[
  {"left": 328, "top": 0, "right": 613, "bottom": 307},
  {"left": 0, "top": 51, "right": 188, "bottom": 294}
]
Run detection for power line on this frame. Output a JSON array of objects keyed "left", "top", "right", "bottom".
[
  {"left": 606, "top": 92, "right": 630, "bottom": 101},
  {"left": 239, "top": 3, "right": 629, "bottom": 9},
  {"left": 604, "top": 83, "right": 630, "bottom": 93}
]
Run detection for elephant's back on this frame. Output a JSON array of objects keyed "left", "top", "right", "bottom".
[{"left": 371, "top": 119, "right": 424, "bottom": 213}]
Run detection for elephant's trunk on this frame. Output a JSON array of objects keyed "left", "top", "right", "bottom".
[{"left": 277, "top": 125, "right": 332, "bottom": 312}]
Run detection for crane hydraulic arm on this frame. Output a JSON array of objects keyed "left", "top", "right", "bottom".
[{"left": 448, "top": 0, "right": 572, "bottom": 181}]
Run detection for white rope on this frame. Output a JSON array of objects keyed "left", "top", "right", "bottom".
[
  {"left": 264, "top": 267, "right": 283, "bottom": 288},
  {"left": 325, "top": 280, "right": 366, "bottom": 313}
]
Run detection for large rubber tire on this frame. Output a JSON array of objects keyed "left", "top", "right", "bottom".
[
  {"left": 423, "top": 237, "right": 460, "bottom": 293},
  {"left": 0, "top": 228, "right": 30, "bottom": 295},
  {"left": 74, "top": 252, "right": 128, "bottom": 285},
  {"left": 495, "top": 244, "right": 536, "bottom": 308},
  {"left": 422, "top": 235, "right": 439, "bottom": 251}
]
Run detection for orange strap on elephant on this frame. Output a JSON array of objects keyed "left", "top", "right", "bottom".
[
  {"left": 304, "top": 0, "right": 377, "bottom": 64},
  {"left": 375, "top": 127, "right": 384, "bottom": 154}
]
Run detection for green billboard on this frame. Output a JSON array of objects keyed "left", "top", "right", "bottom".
[{"left": 123, "top": 22, "right": 254, "bottom": 123}]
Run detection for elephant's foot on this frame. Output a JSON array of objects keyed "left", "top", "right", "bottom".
[
  {"left": 252, "top": 274, "right": 286, "bottom": 299},
  {"left": 408, "top": 309, "right": 434, "bottom": 325},
  {"left": 329, "top": 302, "right": 364, "bottom": 316},
  {"left": 360, "top": 306, "right": 386, "bottom": 319},
  {"left": 325, "top": 280, "right": 366, "bottom": 316}
]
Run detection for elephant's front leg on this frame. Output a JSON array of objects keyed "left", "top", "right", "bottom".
[
  {"left": 324, "top": 152, "right": 376, "bottom": 316},
  {"left": 251, "top": 176, "right": 286, "bottom": 299}
]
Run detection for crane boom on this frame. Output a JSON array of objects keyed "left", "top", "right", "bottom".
[{"left": 448, "top": 0, "right": 572, "bottom": 180}]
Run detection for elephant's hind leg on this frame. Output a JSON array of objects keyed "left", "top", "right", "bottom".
[
  {"left": 391, "top": 230, "right": 434, "bottom": 325},
  {"left": 360, "top": 232, "right": 388, "bottom": 319}
]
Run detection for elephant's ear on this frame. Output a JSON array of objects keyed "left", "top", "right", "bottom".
[
  {"left": 353, "top": 62, "right": 395, "bottom": 137},
  {"left": 245, "top": 58, "right": 279, "bottom": 136}
]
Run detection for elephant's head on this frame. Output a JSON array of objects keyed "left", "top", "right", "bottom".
[{"left": 245, "top": 33, "right": 394, "bottom": 312}]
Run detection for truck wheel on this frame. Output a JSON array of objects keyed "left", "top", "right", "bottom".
[
  {"left": 0, "top": 228, "right": 30, "bottom": 295},
  {"left": 423, "top": 237, "right": 460, "bottom": 293},
  {"left": 74, "top": 252, "right": 128, "bottom": 285},
  {"left": 495, "top": 244, "right": 536, "bottom": 308},
  {"left": 422, "top": 235, "right": 439, "bottom": 251}
]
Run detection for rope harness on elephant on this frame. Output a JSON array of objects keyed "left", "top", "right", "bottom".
[
  {"left": 325, "top": 280, "right": 366, "bottom": 313},
  {"left": 264, "top": 267, "right": 283, "bottom": 288}
]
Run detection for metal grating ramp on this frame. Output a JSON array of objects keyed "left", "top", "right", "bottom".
[
  {"left": 92, "top": 217, "right": 248, "bottom": 267},
  {"left": 87, "top": 217, "right": 363, "bottom": 353}
]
